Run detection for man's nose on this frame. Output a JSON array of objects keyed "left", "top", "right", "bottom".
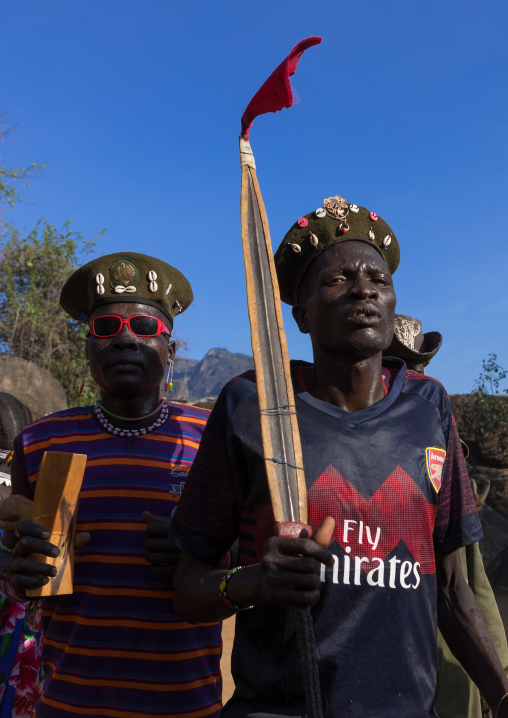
[
  {"left": 113, "top": 323, "right": 138, "bottom": 346},
  {"left": 350, "top": 275, "right": 378, "bottom": 299}
]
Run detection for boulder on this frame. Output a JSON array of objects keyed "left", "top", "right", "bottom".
[{"left": 0, "top": 355, "right": 67, "bottom": 420}]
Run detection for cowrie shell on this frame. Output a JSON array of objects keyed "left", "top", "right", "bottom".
[
  {"left": 96, "top": 284, "right": 105, "bottom": 295},
  {"left": 114, "top": 285, "right": 126, "bottom": 293},
  {"left": 289, "top": 242, "right": 302, "bottom": 254},
  {"left": 149, "top": 280, "right": 158, "bottom": 292},
  {"left": 349, "top": 204, "right": 359, "bottom": 213},
  {"left": 309, "top": 232, "right": 319, "bottom": 248},
  {"left": 165, "top": 283, "right": 173, "bottom": 295},
  {"left": 315, "top": 208, "right": 326, "bottom": 218},
  {"left": 96, "top": 273, "right": 104, "bottom": 284},
  {"left": 368, "top": 228, "right": 375, "bottom": 241},
  {"left": 383, "top": 235, "right": 392, "bottom": 247},
  {"left": 125, "top": 286, "right": 137, "bottom": 293},
  {"left": 148, "top": 270, "right": 157, "bottom": 281}
]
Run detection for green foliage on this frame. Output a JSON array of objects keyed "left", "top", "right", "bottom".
[
  {"left": 467, "top": 354, "right": 508, "bottom": 454},
  {"left": 0, "top": 220, "right": 100, "bottom": 407}
]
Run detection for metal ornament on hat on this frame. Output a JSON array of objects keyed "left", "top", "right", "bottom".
[
  {"left": 322, "top": 195, "right": 350, "bottom": 234},
  {"left": 111, "top": 261, "right": 137, "bottom": 294},
  {"left": 394, "top": 316, "right": 421, "bottom": 350}
]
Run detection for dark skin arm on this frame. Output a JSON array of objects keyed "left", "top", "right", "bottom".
[
  {"left": 1, "top": 455, "right": 89, "bottom": 601},
  {"left": 173, "top": 517, "right": 335, "bottom": 623},
  {"left": 437, "top": 548, "right": 508, "bottom": 717}
]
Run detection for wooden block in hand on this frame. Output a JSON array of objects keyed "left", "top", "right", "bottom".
[{"left": 27, "top": 451, "right": 86, "bottom": 598}]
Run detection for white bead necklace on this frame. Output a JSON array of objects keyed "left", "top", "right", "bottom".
[{"left": 94, "top": 399, "right": 170, "bottom": 438}]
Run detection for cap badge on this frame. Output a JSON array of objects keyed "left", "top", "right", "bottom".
[
  {"left": 95, "top": 273, "right": 105, "bottom": 296},
  {"left": 148, "top": 270, "right": 158, "bottom": 293},
  {"left": 109, "top": 258, "right": 139, "bottom": 294},
  {"left": 323, "top": 195, "right": 349, "bottom": 221},
  {"left": 394, "top": 316, "right": 421, "bottom": 350}
]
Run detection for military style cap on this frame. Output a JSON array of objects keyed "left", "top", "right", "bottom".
[
  {"left": 384, "top": 314, "right": 442, "bottom": 368},
  {"left": 60, "top": 252, "right": 193, "bottom": 326},
  {"left": 274, "top": 195, "right": 400, "bottom": 306}
]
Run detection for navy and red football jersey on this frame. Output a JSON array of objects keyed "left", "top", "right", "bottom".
[{"left": 172, "top": 358, "right": 482, "bottom": 718}]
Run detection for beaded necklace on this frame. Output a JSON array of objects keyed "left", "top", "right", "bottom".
[{"left": 94, "top": 399, "right": 170, "bottom": 438}]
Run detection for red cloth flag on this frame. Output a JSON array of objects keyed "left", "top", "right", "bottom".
[{"left": 240, "top": 36, "right": 322, "bottom": 140}]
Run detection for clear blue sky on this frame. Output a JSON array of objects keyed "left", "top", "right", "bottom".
[{"left": 1, "top": 0, "right": 507, "bottom": 394}]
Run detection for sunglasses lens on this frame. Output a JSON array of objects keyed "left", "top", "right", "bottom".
[
  {"left": 129, "top": 316, "right": 160, "bottom": 336},
  {"left": 93, "top": 316, "right": 122, "bottom": 337}
]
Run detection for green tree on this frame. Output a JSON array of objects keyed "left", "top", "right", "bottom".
[
  {"left": 466, "top": 353, "right": 508, "bottom": 457},
  {"left": 0, "top": 220, "right": 100, "bottom": 407}
]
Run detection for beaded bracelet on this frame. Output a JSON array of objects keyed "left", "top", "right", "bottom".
[
  {"left": 0, "top": 542, "right": 12, "bottom": 553},
  {"left": 219, "top": 566, "right": 253, "bottom": 612},
  {"left": 0, "top": 578, "right": 26, "bottom": 604}
]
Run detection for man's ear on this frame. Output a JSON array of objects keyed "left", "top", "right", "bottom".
[
  {"left": 292, "top": 305, "right": 310, "bottom": 335},
  {"left": 167, "top": 339, "right": 176, "bottom": 362}
]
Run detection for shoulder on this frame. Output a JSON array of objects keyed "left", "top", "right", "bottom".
[
  {"left": 18, "top": 406, "right": 94, "bottom": 438},
  {"left": 169, "top": 401, "right": 211, "bottom": 421},
  {"left": 400, "top": 369, "right": 452, "bottom": 427}
]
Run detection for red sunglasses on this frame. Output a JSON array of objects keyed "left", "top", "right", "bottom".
[{"left": 89, "top": 314, "right": 171, "bottom": 338}]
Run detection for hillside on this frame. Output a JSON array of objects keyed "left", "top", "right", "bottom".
[{"left": 170, "top": 348, "right": 253, "bottom": 404}]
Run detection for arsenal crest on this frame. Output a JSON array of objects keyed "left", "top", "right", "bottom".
[{"left": 425, "top": 447, "right": 446, "bottom": 493}]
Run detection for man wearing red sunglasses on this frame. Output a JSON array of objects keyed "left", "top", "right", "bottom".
[{"left": 0, "top": 252, "right": 224, "bottom": 718}]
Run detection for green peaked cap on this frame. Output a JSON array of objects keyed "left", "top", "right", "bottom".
[
  {"left": 60, "top": 252, "right": 193, "bottom": 325},
  {"left": 274, "top": 196, "right": 400, "bottom": 306}
]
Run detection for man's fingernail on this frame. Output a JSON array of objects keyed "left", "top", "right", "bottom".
[
  {"left": 51, "top": 548, "right": 59, "bottom": 557},
  {"left": 51, "top": 567, "right": 58, "bottom": 576},
  {"left": 42, "top": 531, "right": 51, "bottom": 539}
]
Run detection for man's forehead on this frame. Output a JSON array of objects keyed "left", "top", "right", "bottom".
[{"left": 316, "top": 240, "right": 391, "bottom": 271}]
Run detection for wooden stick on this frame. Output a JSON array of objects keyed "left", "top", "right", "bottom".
[
  {"left": 26, "top": 451, "right": 86, "bottom": 597},
  {"left": 240, "top": 137, "right": 308, "bottom": 527}
]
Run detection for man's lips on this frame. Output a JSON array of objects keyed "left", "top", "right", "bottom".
[
  {"left": 347, "top": 303, "right": 382, "bottom": 324},
  {"left": 107, "top": 359, "right": 143, "bottom": 371}
]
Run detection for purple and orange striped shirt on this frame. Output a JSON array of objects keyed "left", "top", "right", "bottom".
[{"left": 13, "top": 402, "right": 222, "bottom": 718}]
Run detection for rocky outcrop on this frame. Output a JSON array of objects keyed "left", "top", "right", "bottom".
[{"left": 0, "top": 354, "right": 67, "bottom": 420}]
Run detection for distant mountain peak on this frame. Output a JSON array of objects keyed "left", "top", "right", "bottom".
[{"left": 167, "top": 348, "right": 253, "bottom": 403}]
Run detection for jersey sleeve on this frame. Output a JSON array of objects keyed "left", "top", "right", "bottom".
[
  {"left": 170, "top": 381, "right": 247, "bottom": 563},
  {"left": 433, "top": 404, "right": 483, "bottom": 553}
]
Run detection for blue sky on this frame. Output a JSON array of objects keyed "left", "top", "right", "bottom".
[{"left": 1, "top": 0, "right": 507, "bottom": 394}]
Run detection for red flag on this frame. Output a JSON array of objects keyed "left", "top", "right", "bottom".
[{"left": 240, "top": 36, "right": 322, "bottom": 140}]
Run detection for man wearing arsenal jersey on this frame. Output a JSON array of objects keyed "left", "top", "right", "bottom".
[{"left": 171, "top": 197, "right": 508, "bottom": 718}]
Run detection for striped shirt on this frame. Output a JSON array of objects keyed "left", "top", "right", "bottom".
[{"left": 13, "top": 403, "right": 222, "bottom": 718}]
